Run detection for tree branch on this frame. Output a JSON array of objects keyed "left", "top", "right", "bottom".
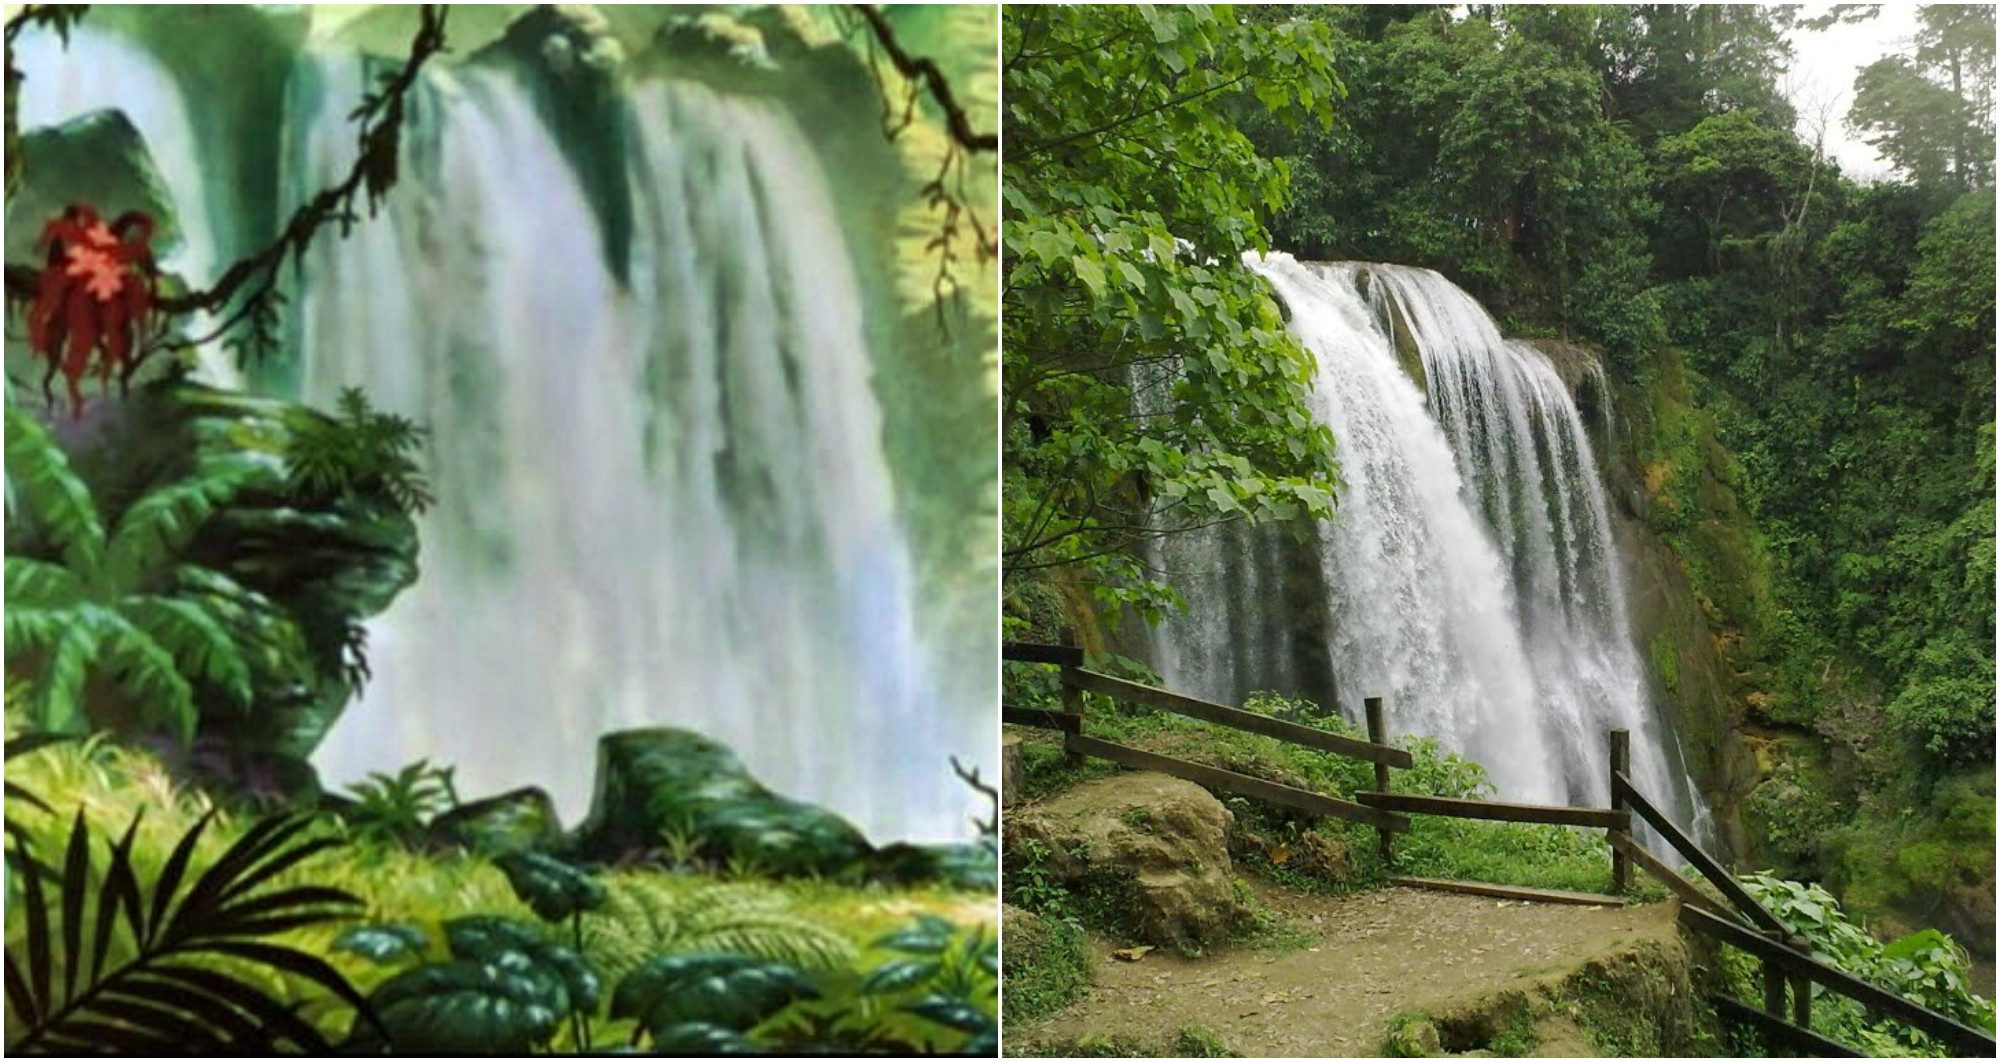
[
  {"left": 4, "top": 5, "right": 450, "bottom": 370},
  {"left": 851, "top": 4, "right": 997, "bottom": 154}
]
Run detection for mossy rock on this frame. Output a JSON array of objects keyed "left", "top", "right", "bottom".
[
  {"left": 432, "top": 786, "right": 565, "bottom": 856},
  {"left": 571, "top": 727, "right": 876, "bottom": 878}
]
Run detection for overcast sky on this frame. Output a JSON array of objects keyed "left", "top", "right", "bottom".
[{"left": 1783, "top": 2, "right": 1924, "bottom": 181}]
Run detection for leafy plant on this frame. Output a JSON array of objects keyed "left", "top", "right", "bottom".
[
  {"left": 284, "top": 386, "right": 434, "bottom": 517},
  {"left": 4, "top": 409, "right": 271, "bottom": 743},
  {"left": 761, "top": 914, "right": 999, "bottom": 1055},
  {"left": 338, "top": 758, "right": 459, "bottom": 847},
  {"left": 348, "top": 915, "right": 600, "bottom": 1055},
  {"left": 1734, "top": 872, "right": 1995, "bottom": 1054},
  {"left": 578, "top": 877, "right": 855, "bottom": 986},
  {"left": 2, "top": 808, "right": 378, "bottom": 1054}
]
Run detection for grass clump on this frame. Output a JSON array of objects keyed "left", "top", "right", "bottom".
[{"left": 1000, "top": 906, "right": 1091, "bottom": 1024}]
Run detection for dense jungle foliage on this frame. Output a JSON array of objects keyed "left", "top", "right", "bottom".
[{"left": 1002, "top": 0, "right": 1994, "bottom": 985}]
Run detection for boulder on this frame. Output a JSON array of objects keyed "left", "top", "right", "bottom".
[
  {"left": 570, "top": 728, "right": 875, "bottom": 878},
  {"left": 432, "top": 786, "right": 565, "bottom": 856},
  {"left": 1005, "top": 771, "right": 1247, "bottom": 949},
  {"left": 1001, "top": 732, "right": 1026, "bottom": 806}
]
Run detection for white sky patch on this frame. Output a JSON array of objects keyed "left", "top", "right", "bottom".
[{"left": 1784, "top": 3, "right": 1923, "bottom": 182}]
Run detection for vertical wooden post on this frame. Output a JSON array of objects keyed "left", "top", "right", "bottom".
[
  {"left": 1761, "top": 956, "right": 1787, "bottom": 1053},
  {"left": 1366, "top": 696, "right": 1393, "bottom": 864},
  {"left": 1609, "top": 729, "right": 1631, "bottom": 894},
  {"left": 1790, "top": 969, "right": 1811, "bottom": 1030},
  {"left": 1059, "top": 628, "right": 1084, "bottom": 758}
]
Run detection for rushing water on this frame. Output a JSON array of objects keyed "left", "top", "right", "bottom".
[
  {"left": 288, "top": 56, "right": 964, "bottom": 841},
  {"left": 13, "top": 25, "right": 985, "bottom": 843},
  {"left": 1154, "top": 256, "right": 1698, "bottom": 821}
]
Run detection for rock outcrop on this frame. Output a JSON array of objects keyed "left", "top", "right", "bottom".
[{"left": 1006, "top": 770, "right": 1247, "bottom": 949}]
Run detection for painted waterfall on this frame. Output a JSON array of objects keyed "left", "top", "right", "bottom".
[
  {"left": 6, "top": 8, "right": 998, "bottom": 846},
  {"left": 1152, "top": 255, "right": 1699, "bottom": 822}
]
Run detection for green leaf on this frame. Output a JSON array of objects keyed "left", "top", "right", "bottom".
[
  {"left": 1072, "top": 255, "right": 1107, "bottom": 300},
  {"left": 860, "top": 957, "right": 943, "bottom": 996},
  {"left": 333, "top": 923, "right": 433, "bottom": 965},
  {"left": 493, "top": 851, "right": 606, "bottom": 923},
  {"left": 611, "top": 954, "right": 817, "bottom": 1036},
  {"left": 365, "top": 957, "right": 564, "bottom": 1054}
]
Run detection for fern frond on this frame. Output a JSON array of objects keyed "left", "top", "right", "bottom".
[
  {"left": 122, "top": 596, "right": 254, "bottom": 707},
  {"left": 3, "top": 412, "right": 106, "bottom": 578},
  {"left": 102, "top": 457, "right": 269, "bottom": 591},
  {"left": 4, "top": 556, "right": 85, "bottom": 612},
  {"left": 29, "top": 621, "right": 98, "bottom": 736},
  {"left": 86, "top": 609, "right": 198, "bottom": 744},
  {"left": 579, "top": 878, "right": 854, "bottom": 986}
]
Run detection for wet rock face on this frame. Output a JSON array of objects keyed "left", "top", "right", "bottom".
[{"left": 1005, "top": 771, "right": 1248, "bottom": 950}]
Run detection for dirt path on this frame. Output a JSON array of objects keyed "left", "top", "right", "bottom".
[{"left": 1008, "top": 884, "right": 1682, "bottom": 1057}]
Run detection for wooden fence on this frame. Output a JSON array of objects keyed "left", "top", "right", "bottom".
[{"left": 1003, "top": 642, "right": 1999, "bottom": 1057}]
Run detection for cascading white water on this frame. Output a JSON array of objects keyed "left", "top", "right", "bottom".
[
  {"left": 1154, "top": 255, "right": 1692, "bottom": 817},
  {"left": 285, "top": 55, "right": 970, "bottom": 842}
]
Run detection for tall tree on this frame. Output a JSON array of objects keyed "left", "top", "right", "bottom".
[{"left": 1001, "top": 5, "right": 1342, "bottom": 617}]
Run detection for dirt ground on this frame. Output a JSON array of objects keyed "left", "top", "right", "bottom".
[{"left": 1006, "top": 883, "right": 1682, "bottom": 1057}]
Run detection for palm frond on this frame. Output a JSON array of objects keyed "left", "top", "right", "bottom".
[
  {"left": 4, "top": 809, "right": 375, "bottom": 1055},
  {"left": 3, "top": 413, "right": 106, "bottom": 578},
  {"left": 3, "top": 557, "right": 85, "bottom": 612}
]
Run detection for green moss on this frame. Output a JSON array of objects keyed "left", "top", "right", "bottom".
[{"left": 1649, "top": 630, "right": 1681, "bottom": 695}]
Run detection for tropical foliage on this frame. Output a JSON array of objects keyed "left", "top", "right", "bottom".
[{"left": 3, "top": 408, "right": 274, "bottom": 743}]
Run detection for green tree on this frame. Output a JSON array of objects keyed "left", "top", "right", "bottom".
[
  {"left": 1848, "top": 5, "right": 1995, "bottom": 188},
  {"left": 3, "top": 409, "right": 272, "bottom": 741},
  {"left": 1001, "top": 5, "right": 1343, "bottom": 615}
]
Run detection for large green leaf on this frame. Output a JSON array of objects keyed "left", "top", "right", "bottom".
[
  {"left": 493, "top": 851, "right": 607, "bottom": 923},
  {"left": 610, "top": 954, "right": 818, "bottom": 1038},
  {"left": 444, "top": 915, "right": 600, "bottom": 1013},
  {"left": 363, "top": 955, "right": 565, "bottom": 1054},
  {"left": 332, "top": 923, "right": 432, "bottom": 966}
]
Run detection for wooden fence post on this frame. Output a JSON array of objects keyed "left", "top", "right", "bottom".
[
  {"left": 1762, "top": 956, "right": 1787, "bottom": 1052},
  {"left": 1059, "top": 628, "right": 1084, "bottom": 758},
  {"left": 1366, "top": 696, "right": 1393, "bottom": 864},
  {"left": 1788, "top": 938, "right": 1813, "bottom": 1031},
  {"left": 1609, "top": 729, "right": 1630, "bottom": 894}
]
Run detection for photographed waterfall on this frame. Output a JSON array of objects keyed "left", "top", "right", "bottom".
[
  {"left": 277, "top": 54, "right": 970, "bottom": 842},
  {"left": 1153, "top": 255, "right": 1697, "bottom": 819}
]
